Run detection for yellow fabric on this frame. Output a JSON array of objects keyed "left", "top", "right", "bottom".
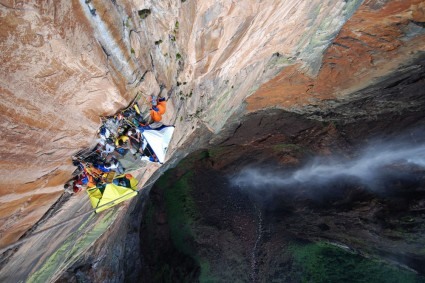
[
  {"left": 87, "top": 187, "right": 103, "bottom": 208},
  {"left": 134, "top": 104, "right": 141, "bottom": 114},
  {"left": 129, "top": 176, "right": 138, "bottom": 188},
  {"left": 86, "top": 175, "right": 139, "bottom": 213},
  {"left": 115, "top": 135, "right": 129, "bottom": 146},
  {"left": 104, "top": 171, "right": 116, "bottom": 183},
  {"left": 95, "top": 187, "right": 137, "bottom": 213}
]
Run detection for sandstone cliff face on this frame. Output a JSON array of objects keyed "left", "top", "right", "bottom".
[
  {"left": 0, "top": 0, "right": 364, "bottom": 250},
  {"left": 1, "top": 1, "right": 107, "bottom": 248},
  {"left": 247, "top": 0, "right": 425, "bottom": 112},
  {"left": 0, "top": 0, "right": 424, "bottom": 281},
  {"left": 69, "top": 50, "right": 425, "bottom": 282}
]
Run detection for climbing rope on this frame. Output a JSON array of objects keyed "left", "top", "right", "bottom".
[
  {"left": 0, "top": 175, "right": 161, "bottom": 255},
  {"left": 0, "top": 92, "right": 171, "bottom": 255}
]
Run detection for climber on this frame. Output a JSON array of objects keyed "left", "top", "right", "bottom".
[
  {"left": 102, "top": 139, "right": 115, "bottom": 155},
  {"left": 105, "top": 158, "right": 125, "bottom": 174},
  {"left": 127, "top": 129, "right": 143, "bottom": 158},
  {"left": 149, "top": 96, "right": 167, "bottom": 122},
  {"left": 84, "top": 165, "right": 102, "bottom": 188},
  {"left": 157, "top": 98, "right": 167, "bottom": 114},
  {"left": 86, "top": 174, "right": 97, "bottom": 188},
  {"left": 128, "top": 129, "right": 140, "bottom": 141},
  {"left": 112, "top": 174, "right": 133, "bottom": 187},
  {"left": 98, "top": 125, "right": 111, "bottom": 145},
  {"left": 73, "top": 173, "right": 88, "bottom": 193},
  {"left": 140, "top": 142, "right": 159, "bottom": 163},
  {"left": 64, "top": 170, "right": 89, "bottom": 193},
  {"left": 95, "top": 161, "right": 112, "bottom": 173},
  {"left": 115, "top": 135, "right": 130, "bottom": 156},
  {"left": 115, "top": 131, "right": 139, "bottom": 157}
]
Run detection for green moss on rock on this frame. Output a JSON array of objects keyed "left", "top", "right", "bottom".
[
  {"left": 138, "top": 9, "right": 151, "bottom": 19},
  {"left": 289, "top": 242, "right": 423, "bottom": 283},
  {"left": 162, "top": 171, "right": 197, "bottom": 256}
]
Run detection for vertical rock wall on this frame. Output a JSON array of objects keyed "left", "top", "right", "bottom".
[
  {"left": 1, "top": 0, "right": 424, "bottom": 280},
  {"left": 0, "top": 0, "right": 141, "bottom": 248},
  {"left": 0, "top": 0, "right": 365, "bottom": 250},
  {"left": 247, "top": 0, "right": 425, "bottom": 111}
]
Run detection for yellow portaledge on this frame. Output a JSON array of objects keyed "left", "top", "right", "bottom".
[
  {"left": 94, "top": 190, "right": 138, "bottom": 213},
  {"left": 87, "top": 175, "right": 139, "bottom": 213}
]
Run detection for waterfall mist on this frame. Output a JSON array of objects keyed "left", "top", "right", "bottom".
[{"left": 231, "top": 134, "right": 425, "bottom": 192}]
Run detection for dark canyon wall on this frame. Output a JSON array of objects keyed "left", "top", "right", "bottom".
[{"left": 0, "top": 0, "right": 425, "bottom": 281}]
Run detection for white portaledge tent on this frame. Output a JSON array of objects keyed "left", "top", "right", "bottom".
[{"left": 141, "top": 125, "right": 175, "bottom": 163}]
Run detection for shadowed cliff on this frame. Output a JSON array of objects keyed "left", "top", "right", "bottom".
[
  {"left": 58, "top": 48, "right": 425, "bottom": 282},
  {"left": 1, "top": 0, "right": 425, "bottom": 281}
]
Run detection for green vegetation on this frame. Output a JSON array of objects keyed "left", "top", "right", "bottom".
[
  {"left": 138, "top": 9, "right": 151, "bottom": 19},
  {"left": 199, "top": 260, "right": 219, "bottom": 283},
  {"left": 207, "top": 147, "right": 228, "bottom": 159},
  {"left": 173, "top": 21, "right": 180, "bottom": 35},
  {"left": 157, "top": 152, "right": 218, "bottom": 281},
  {"left": 28, "top": 210, "right": 119, "bottom": 283},
  {"left": 147, "top": 148, "right": 425, "bottom": 282},
  {"left": 130, "top": 48, "right": 135, "bottom": 54},
  {"left": 125, "top": 17, "right": 130, "bottom": 28},
  {"left": 289, "top": 242, "right": 423, "bottom": 283},
  {"left": 154, "top": 39, "right": 163, "bottom": 45},
  {"left": 162, "top": 171, "right": 197, "bottom": 256},
  {"left": 176, "top": 53, "right": 182, "bottom": 60},
  {"left": 178, "top": 150, "right": 209, "bottom": 170},
  {"left": 177, "top": 81, "right": 188, "bottom": 86}
]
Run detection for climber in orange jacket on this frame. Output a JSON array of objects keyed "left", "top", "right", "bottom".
[
  {"left": 150, "top": 96, "right": 167, "bottom": 122},
  {"left": 84, "top": 165, "right": 102, "bottom": 188}
]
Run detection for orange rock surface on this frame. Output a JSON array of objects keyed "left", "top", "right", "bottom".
[
  {"left": 247, "top": 0, "right": 425, "bottom": 111},
  {"left": 0, "top": 0, "right": 134, "bottom": 248},
  {"left": 0, "top": 0, "right": 368, "bottom": 250},
  {"left": 0, "top": 0, "right": 424, "bottom": 273}
]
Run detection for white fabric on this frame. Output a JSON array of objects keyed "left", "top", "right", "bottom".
[
  {"left": 97, "top": 138, "right": 106, "bottom": 146},
  {"left": 142, "top": 126, "right": 175, "bottom": 163},
  {"left": 141, "top": 138, "right": 148, "bottom": 151},
  {"left": 140, "top": 156, "right": 152, "bottom": 162},
  {"left": 105, "top": 143, "right": 115, "bottom": 153},
  {"left": 105, "top": 128, "right": 111, "bottom": 138}
]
